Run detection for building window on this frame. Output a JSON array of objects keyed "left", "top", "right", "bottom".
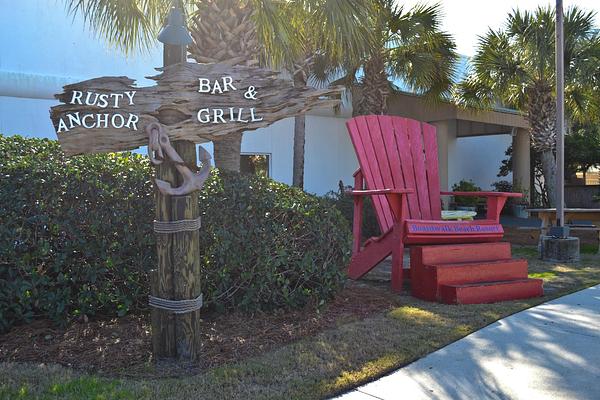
[{"left": 240, "top": 153, "right": 270, "bottom": 177}]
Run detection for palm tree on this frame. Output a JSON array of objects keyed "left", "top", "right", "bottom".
[
  {"left": 280, "top": 1, "right": 376, "bottom": 188},
  {"left": 455, "top": 6, "right": 600, "bottom": 206},
  {"left": 64, "top": 0, "right": 374, "bottom": 177},
  {"left": 187, "top": 0, "right": 374, "bottom": 185},
  {"left": 340, "top": 1, "right": 458, "bottom": 116}
]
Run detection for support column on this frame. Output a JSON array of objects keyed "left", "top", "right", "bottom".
[
  {"left": 432, "top": 120, "right": 456, "bottom": 209},
  {"left": 512, "top": 128, "right": 531, "bottom": 204}
]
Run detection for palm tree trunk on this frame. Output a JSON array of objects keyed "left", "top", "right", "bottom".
[
  {"left": 354, "top": 51, "right": 389, "bottom": 116},
  {"left": 540, "top": 150, "right": 557, "bottom": 207},
  {"left": 527, "top": 82, "right": 557, "bottom": 206},
  {"left": 292, "top": 66, "right": 308, "bottom": 188},
  {"left": 189, "top": 0, "right": 259, "bottom": 173},
  {"left": 293, "top": 115, "right": 306, "bottom": 187},
  {"left": 213, "top": 133, "right": 242, "bottom": 172}
]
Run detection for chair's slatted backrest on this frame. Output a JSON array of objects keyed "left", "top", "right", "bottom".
[{"left": 347, "top": 115, "right": 442, "bottom": 233}]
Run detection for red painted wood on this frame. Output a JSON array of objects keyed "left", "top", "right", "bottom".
[
  {"left": 407, "top": 119, "right": 431, "bottom": 220},
  {"left": 441, "top": 191, "right": 523, "bottom": 197},
  {"left": 411, "top": 243, "right": 512, "bottom": 266},
  {"left": 352, "top": 169, "right": 364, "bottom": 255},
  {"left": 347, "top": 118, "right": 388, "bottom": 232},
  {"left": 392, "top": 117, "right": 420, "bottom": 220},
  {"left": 347, "top": 230, "right": 394, "bottom": 279},
  {"left": 405, "top": 220, "right": 503, "bottom": 235},
  {"left": 391, "top": 223, "right": 404, "bottom": 293},
  {"left": 387, "top": 193, "right": 406, "bottom": 292},
  {"left": 379, "top": 117, "right": 410, "bottom": 219},
  {"left": 422, "top": 122, "right": 442, "bottom": 220},
  {"left": 412, "top": 259, "right": 529, "bottom": 301},
  {"left": 486, "top": 196, "right": 508, "bottom": 222},
  {"left": 440, "top": 278, "right": 544, "bottom": 305},
  {"left": 435, "top": 259, "right": 528, "bottom": 284},
  {"left": 379, "top": 116, "right": 406, "bottom": 191},
  {"left": 350, "top": 189, "right": 414, "bottom": 195},
  {"left": 366, "top": 115, "right": 397, "bottom": 225},
  {"left": 404, "top": 220, "right": 504, "bottom": 244},
  {"left": 410, "top": 243, "right": 530, "bottom": 302},
  {"left": 354, "top": 117, "right": 394, "bottom": 231},
  {"left": 404, "top": 234, "right": 503, "bottom": 245},
  {"left": 345, "top": 115, "right": 519, "bottom": 292}
]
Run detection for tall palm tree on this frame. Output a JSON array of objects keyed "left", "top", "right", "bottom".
[
  {"left": 64, "top": 0, "right": 375, "bottom": 177},
  {"left": 455, "top": 6, "right": 600, "bottom": 206},
  {"left": 341, "top": 1, "right": 458, "bottom": 116}
]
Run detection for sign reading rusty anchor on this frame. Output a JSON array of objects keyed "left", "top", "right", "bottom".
[{"left": 146, "top": 122, "right": 211, "bottom": 196}]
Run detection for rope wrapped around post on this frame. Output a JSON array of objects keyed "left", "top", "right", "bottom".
[
  {"left": 153, "top": 216, "right": 201, "bottom": 234},
  {"left": 148, "top": 294, "right": 203, "bottom": 314}
]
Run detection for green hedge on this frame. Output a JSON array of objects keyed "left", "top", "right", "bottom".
[
  {"left": 325, "top": 181, "right": 380, "bottom": 240},
  {"left": 0, "top": 135, "right": 350, "bottom": 332}
]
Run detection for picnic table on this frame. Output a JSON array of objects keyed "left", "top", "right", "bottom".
[{"left": 527, "top": 208, "right": 600, "bottom": 252}]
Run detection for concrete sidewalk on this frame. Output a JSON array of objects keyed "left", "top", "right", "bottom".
[{"left": 334, "top": 285, "right": 600, "bottom": 400}]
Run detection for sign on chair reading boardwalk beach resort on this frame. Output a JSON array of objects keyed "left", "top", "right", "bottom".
[{"left": 50, "top": 62, "right": 340, "bottom": 155}]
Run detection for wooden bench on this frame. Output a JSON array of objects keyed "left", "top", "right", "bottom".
[{"left": 526, "top": 208, "right": 600, "bottom": 253}]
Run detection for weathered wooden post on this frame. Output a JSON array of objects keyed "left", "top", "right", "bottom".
[{"left": 149, "top": 1, "right": 202, "bottom": 361}]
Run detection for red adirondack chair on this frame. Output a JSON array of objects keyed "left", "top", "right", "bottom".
[{"left": 347, "top": 115, "right": 522, "bottom": 292}]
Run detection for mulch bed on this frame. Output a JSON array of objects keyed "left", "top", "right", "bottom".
[{"left": 0, "top": 281, "right": 402, "bottom": 376}]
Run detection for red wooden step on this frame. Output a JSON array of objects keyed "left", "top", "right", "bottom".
[
  {"left": 410, "top": 242, "right": 513, "bottom": 300},
  {"left": 411, "top": 242, "right": 512, "bottom": 267},
  {"left": 440, "top": 278, "right": 544, "bottom": 305},
  {"left": 412, "top": 259, "right": 529, "bottom": 301}
]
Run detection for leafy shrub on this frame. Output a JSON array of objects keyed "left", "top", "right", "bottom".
[
  {"left": 199, "top": 171, "right": 350, "bottom": 312},
  {"left": 0, "top": 135, "right": 350, "bottom": 332},
  {"left": 325, "top": 181, "right": 380, "bottom": 240},
  {"left": 492, "top": 180, "right": 529, "bottom": 206},
  {"left": 451, "top": 179, "right": 482, "bottom": 207},
  {"left": 491, "top": 180, "right": 512, "bottom": 193}
]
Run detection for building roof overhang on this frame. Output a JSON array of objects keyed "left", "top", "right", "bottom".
[{"left": 387, "top": 90, "right": 528, "bottom": 137}]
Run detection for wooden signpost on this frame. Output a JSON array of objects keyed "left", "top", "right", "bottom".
[{"left": 50, "top": 61, "right": 340, "bottom": 361}]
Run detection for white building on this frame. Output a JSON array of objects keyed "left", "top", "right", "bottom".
[{"left": 0, "top": 0, "right": 529, "bottom": 196}]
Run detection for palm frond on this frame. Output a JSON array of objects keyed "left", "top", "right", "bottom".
[{"left": 64, "top": 0, "right": 183, "bottom": 54}]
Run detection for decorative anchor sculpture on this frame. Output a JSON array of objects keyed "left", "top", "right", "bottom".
[{"left": 146, "top": 122, "right": 211, "bottom": 195}]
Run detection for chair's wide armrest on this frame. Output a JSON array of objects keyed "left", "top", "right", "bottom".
[
  {"left": 348, "top": 188, "right": 414, "bottom": 196},
  {"left": 440, "top": 191, "right": 523, "bottom": 198}
]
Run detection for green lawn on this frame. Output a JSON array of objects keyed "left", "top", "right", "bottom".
[{"left": 2, "top": 246, "right": 599, "bottom": 400}]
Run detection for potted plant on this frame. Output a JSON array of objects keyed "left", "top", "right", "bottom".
[
  {"left": 510, "top": 185, "right": 530, "bottom": 218},
  {"left": 451, "top": 179, "right": 482, "bottom": 212},
  {"left": 492, "top": 181, "right": 529, "bottom": 218},
  {"left": 492, "top": 180, "right": 513, "bottom": 216}
]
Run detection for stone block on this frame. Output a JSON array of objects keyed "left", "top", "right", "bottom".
[{"left": 540, "top": 236, "right": 580, "bottom": 263}]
